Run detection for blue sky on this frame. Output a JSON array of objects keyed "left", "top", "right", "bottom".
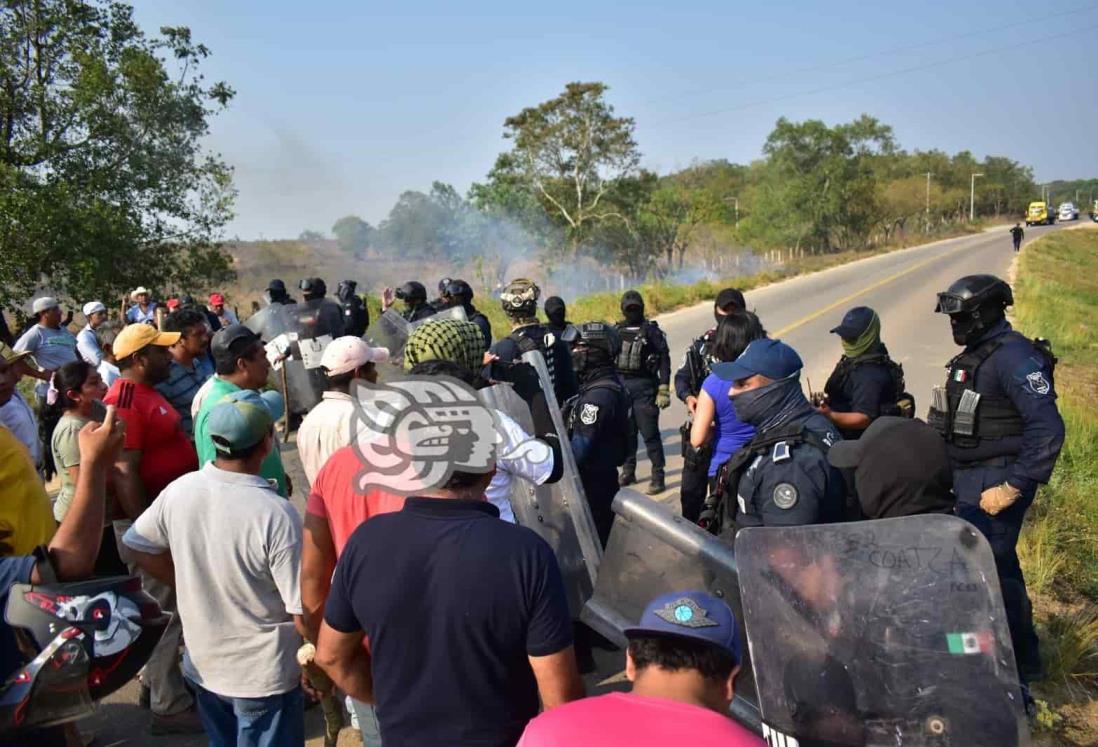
[{"left": 134, "top": 0, "right": 1098, "bottom": 239}]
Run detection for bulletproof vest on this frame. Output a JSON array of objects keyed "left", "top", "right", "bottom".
[
  {"left": 927, "top": 332, "right": 1054, "bottom": 448},
  {"left": 616, "top": 322, "right": 657, "bottom": 376},
  {"left": 825, "top": 352, "right": 913, "bottom": 418},
  {"left": 683, "top": 329, "right": 717, "bottom": 397},
  {"left": 563, "top": 377, "right": 631, "bottom": 465},
  {"left": 511, "top": 327, "right": 557, "bottom": 389},
  {"left": 701, "top": 420, "right": 833, "bottom": 533}
]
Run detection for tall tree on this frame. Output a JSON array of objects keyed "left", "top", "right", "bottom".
[
  {"left": 493, "top": 81, "right": 640, "bottom": 257},
  {"left": 0, "top": 1, "right": 236, "bottom": 308},
  {"left": 331, "top": 215, "right": 374, "bottom": 254}
]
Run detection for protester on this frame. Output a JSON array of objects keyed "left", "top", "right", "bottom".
[
  {"left": 126, "top": 287, "right": 158, "bottom": 325},
  {"left": 296, "top": 336, "right": 388, "bottom": 486},
  {"left": 123, "top": 390, "right": 305, "bottom": 746},
  {"left": 103, "top": 322, "right": 201, "bottom": 735},
  {"left": 207, "top": 293, "right": 239, "bottom": 327},
  {"left": 76, "top": 301, "right": 109, "bottom": 366},
  {"left": 194, "top": 324, "right": 288, "bottom": 497},
  {"left": 165, "top": 298, "right": 181, "bottom": 313},
  {"left": 14, "top": 296, "right": 78, "bottom": 404},
  {"left": 518, "top": 590, "right": 764, "bottom": 746},
  {"left": 315, "top": 454, "right": 584, "bottom": 745},
  {"left": 828, "top": 416, "right": 956, "bottom": 519},
  {"left": 402, "top": 317, "right": 486, "bottom": 373},
  {"left": 156, "top": 309, "right": 214, "bottom": 437},
  {"left": 95, "top": 323, "right": 122, "bottom": 387},
  {"left": 0, "top": 342, "right": 41, "bottom": 466}
]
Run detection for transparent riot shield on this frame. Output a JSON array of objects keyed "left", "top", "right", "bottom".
[
  {"left": 736, "top": 515, "right": 1029, "bottom": 747},
  {"left": 477, "top": 376, "right": 598, "bottom": 619},
  {"left": 580, "top": 488, "right": 759, "bottom": 731},
  {"left": 367, "top": 306, "right": 468, "bottom": 373}
]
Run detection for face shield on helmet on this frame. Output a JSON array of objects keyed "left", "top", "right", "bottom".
[
  {"left": 395, "top": 281, "right": 427, "bottom": 306},
  {"left": 934, "top": 275, "right": 1012, "bottom": 346},
  {"left": 0, "top": 575, "right": 168, "bottom": 733},
  {"left": 500, "top": 279, "right": 540, "bottom": 319}
]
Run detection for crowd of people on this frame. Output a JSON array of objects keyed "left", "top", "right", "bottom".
[{"left": 0, "top": 267, "right": 1064, "bottom": 746}]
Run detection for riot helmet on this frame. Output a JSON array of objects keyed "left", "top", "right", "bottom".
[
  {"left": 442, "top": 279, "right": 474, "bottom": 307},
  {"left": 571, "top": 321, "right": 621, "bottom": 376},
  {"left": 437, "top": 277, "right": 453, "bottom": 296},
  {"left": 336, "top": 279, "right": 357, "bottom": 301},
  {"left": 500, "top": 278, "right": 540, "bottom": 319},
  {"left": 395, "top": 281, "right": 427, "bottom": 305},
  {"left": 544, "top": 296, "right": 567, "bottom": 327},
  {"left": 299, "top": 277, "right": 327, "bottom": 300},
  {"left": 621, "top": 290, "right": 645, "bottom": 325},
  {"left": 0, "top": 574, "right": 168, "bottom": 732},
  {"left": 267, "top": 279, "right": 290, "bottom": 304},
  {"left": 934, "top": 274, "right": 1013, "bottom": 346}
]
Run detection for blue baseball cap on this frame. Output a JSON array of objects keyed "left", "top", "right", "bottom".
[
  {"left": 624, "top": 590, "right": 742, "bottom": 665},
  {"left": 711, "top": 338, "right": 802, "bottom": 383},
  {"left": 829, "top": 306, "right": 876, "bottom": 339},
  {"left": 207, "top": 389, "right": 285, "bottom": 454}
]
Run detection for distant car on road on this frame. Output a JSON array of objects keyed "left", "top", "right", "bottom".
[
  {"left": 1058, "top": 202, "right": 1078, "bottom": 221},
  {"left": 1025, "top": 201, "right": 1056, "bottom": 226}
]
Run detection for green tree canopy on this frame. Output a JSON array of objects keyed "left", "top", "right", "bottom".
[
  {"left": 0, "top": 0, "right": 236, "bottom": 309},
  {"left": 330, "top": 215, "right": 374, "bottom": 254}
]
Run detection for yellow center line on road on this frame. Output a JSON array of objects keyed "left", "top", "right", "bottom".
[{"left": 770, "top": 241, "right": 973, "bottom": 339}]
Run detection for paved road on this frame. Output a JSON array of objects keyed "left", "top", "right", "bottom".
[{"left": 86, "top": 221, "right": 1066, "bottom": 745}]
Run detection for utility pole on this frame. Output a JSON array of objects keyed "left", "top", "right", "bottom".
[
  {"left": 970, "top": 173, "right": 984, "bottom": 222},
  {"left": 724, "top": 196, "right": 740, "bottom": 228},
  {"left": 925, "top": 172, "right": 932, "bottom": 233}
]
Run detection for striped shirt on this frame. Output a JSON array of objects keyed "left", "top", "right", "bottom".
[{"left": 155, "top": 357, "right": 214, "bottom": 437}]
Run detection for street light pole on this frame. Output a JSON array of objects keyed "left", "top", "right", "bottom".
[
  {"left": 970, "top": 173, "right": 984, "bottom": 222},
  {"left": 925, "top": 172, "right": 932, "bottom": 233}
]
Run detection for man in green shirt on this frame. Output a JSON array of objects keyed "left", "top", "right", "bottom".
[{"left": 194, "top": 325, "right": 289, "bottom": 497}]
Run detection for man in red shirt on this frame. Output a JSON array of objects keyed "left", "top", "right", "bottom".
[
  {"left": 104, "top": 323, "right": 201, "bottom": 735},
  {"left": 518, "top": 590, "right": 765, "bottom": 747}
]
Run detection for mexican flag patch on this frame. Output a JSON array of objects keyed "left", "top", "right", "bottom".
[
  {"left": 946, "top": 631, "right": 993, "bottom": 655},
  {"left": 951, "top": 369, "right": 967, "bottom": 383}
]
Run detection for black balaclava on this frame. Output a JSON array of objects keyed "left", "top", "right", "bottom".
[
  {"left": 337, "top": 280, "right": 356, "bottom": 302},
  {"left": 948, "top": 304, "right": 1005, "bottom": 347},
  {"left": 732, "top": 376, "right": 812, "bottom": 432},
  {"left": 621, "top": 290, "right": 645, "bottom": 325},
  {"left": 545, "top": 296, "right": 567, "bottom": 327}
]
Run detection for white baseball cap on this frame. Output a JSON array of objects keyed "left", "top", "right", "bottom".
[
  {"left": 82, "top": 301, "right": 107, "bottom": 317},
  {"left": 32, "top": 297, "right": 59, "bottom": 314},
  {"left": 320, "top": 336, "right": 389, "bottom": 376}
]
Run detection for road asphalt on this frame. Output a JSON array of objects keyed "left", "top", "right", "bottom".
[{"left": 85, "top": 220, "right": 1067, "bottom": 745}]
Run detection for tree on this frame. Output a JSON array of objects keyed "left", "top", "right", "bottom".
[
  {"left": 0, "top": 1, "right": 236, "bottom": 308},
  {"left": 493, "top": 81, "right": 640, "bottom": 257},
  {"left": 330, "top": 215, "right": 373, "bottom": 254},
  {"left": 298, "top": 229, "right": 325, "bottom": 242}
]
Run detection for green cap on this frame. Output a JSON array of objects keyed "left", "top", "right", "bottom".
[{"left": 208, "top": 389, "right": 284, "bottom": 454}]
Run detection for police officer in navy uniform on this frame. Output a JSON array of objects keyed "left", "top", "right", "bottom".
[
  {"left": 705, "top": 339, "right": 845, "bottom": 530},
  {"left": 491, "top": 278, "right": 577, "bottom": 405},
  {"left": 819, "top": 306, "right": 909, "bottom": 440},
  {"left": 930, "top": 274, "right": 1064, "bottom": 689},
  {"left": 437, "top": 279, "right": 492, "bottom": 351},
  {"left": 615, "top": 291, "right": 672, "bottom": 494},
  {"left": 381, "top": 280, "right": 436, "bottom": 323},
  {"left": 543, "top": 296, "right": 578, "bottom": 350},
  {"left": 564, "top": 321, "right": 631, "bottom": 546},
  {"left": 674, "top": 288, "right": 746, "bottom": 520}
]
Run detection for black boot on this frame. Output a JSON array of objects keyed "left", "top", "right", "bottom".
[
  {"left": 646, "top": 470, "right": 666, "bottom": 495},
  {"left": 619, "top": 468, "right": 636, "bottom": 487}
]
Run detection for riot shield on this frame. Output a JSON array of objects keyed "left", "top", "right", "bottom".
[
  {"left": 366, "top": 306, "right": 468, "bottom": 373},
  {"left": 736, "top": 515, "right": 1029, "bottom": 747},
  {"left": 477, "top": 374, "right": 598, "bottom": 619},
  {"left": 580, "top": 488, "right": 759, "bottom": 731}
]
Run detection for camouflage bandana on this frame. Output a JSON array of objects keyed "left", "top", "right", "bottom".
[{"left": 403, "top": 319, "right": 485, "bottom": 373}]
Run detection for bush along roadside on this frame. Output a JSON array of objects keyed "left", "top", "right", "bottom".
[{"left": 1012, "top": 226, "right": 1098, "bottom": 746}]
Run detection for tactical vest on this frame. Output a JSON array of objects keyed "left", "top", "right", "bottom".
[
  {"left": 927, "top": 332, "right": 1054, "bottom": 448},
  {"left": 699, "top": 421, "right": 833, "bottom": 534},
  {"left": 563, "top": 378, "right": 631, "bottom": 465},
  {"left": 511, "top": 328, "right": 557, "bottom": 389},
  {"left": 825, "top": 352, "right": 914, "bottom": 418},
  {"left": 616, "top": 322, "right": 659, "bottom": 376}
]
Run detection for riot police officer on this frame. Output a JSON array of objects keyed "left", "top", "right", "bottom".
[
  {"left": 564, "top": 321, "right": 631, "bottom": 545},
  {"left": 674, "top": 288, "right": 745, "bottom": 519},
  {"left": 298, "top": 277, "right": 346, "bottom": 337},
  {"left": 265, "top": 279, "right": 296, "bottom": 306},
  {"left": 335, "top": 279, "right": 370, "bottom": 337},
  {"left": 491, "top": 278, "right": 577, "bottom": 404},
  {"left": 615, "top": 290, "right": 672, "bottom": 494},
  {"left": 930, "top": 274, "right": 1064, "bottom": 685},
  {"left": 381, "top": 280, "right": 435, "bottom": 323},
  {"left": 543, "top": 296, "right": 578, "bottom": 349},
  {"left": 705, "top": 339, "right": 845, "bottom": 530},
  {"left": 438, "top": 279, "right": 492, "bottom": 350},
  {"left": 819, "top": 306, "right": 911, "bottom": 440}
]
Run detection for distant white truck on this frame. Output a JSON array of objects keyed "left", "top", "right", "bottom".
[{"left": 1058, "top": 202, "right": 1079, "bottom": 221}]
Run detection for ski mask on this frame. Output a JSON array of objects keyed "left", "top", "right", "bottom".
[
  {"left": 544, "top": 296, "right": 567, "bottom": 327},
  {"left": 621, "top": 290, "right": 645, "bottom": 326},
  {"left": 731, "top": 375, "right": 811, "bottom": 432},
  {"left": 947, "top": 305, "right": 1004, "bottom": 347}
]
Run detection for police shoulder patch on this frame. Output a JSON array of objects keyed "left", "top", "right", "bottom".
[
  {"left": 773, "top": 483, "right": 798, "bottom": 510},
  {"left": 579, "top": 403, "right": 600, "bottom": 425},
  {"left": 1025, "top": 371, "right": 1050, "bottom": 396}
]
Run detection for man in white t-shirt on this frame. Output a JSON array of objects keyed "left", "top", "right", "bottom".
[
  {"left": 123, "top": 389, "right": 306, "bottom": 745},
  {"left": 296, "top": 336, "right": 389, "bottom": 486}
]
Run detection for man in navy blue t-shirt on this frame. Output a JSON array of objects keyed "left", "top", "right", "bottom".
[{"left": 316, "top": 467, "right": 585, "bottom": 747}]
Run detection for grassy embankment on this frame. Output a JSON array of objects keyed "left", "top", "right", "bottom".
[{"left": 1012, "top": 226, "right": 1098, "bottom": 745}]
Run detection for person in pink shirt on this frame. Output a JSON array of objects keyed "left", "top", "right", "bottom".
[{"left": 518, "top": 590, "right": 765, "bottom": 747}]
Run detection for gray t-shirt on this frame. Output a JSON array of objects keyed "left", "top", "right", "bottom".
[
  {"left": 123, "top": 462, "right": 303, "bottom": 698},
  {"left": 14, "top": 324, "right": 78, "bottom": 398}
]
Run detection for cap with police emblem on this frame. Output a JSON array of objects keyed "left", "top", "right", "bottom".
[{"left": 624, "top": 589, "right": 742, "bottom": 665}]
